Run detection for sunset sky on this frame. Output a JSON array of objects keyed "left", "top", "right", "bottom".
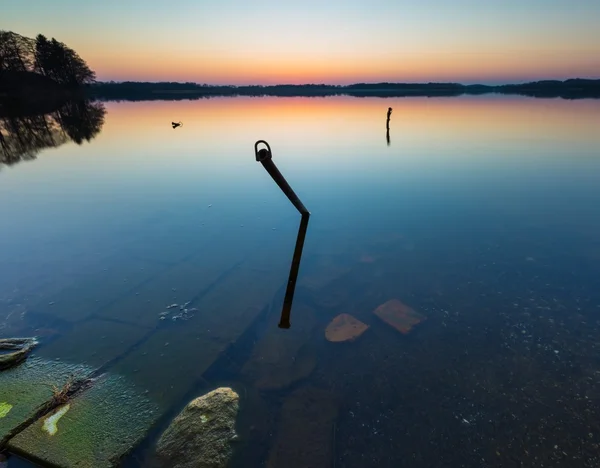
[{"left": 4, "top": 0, "right": 600, "bottom": 85}]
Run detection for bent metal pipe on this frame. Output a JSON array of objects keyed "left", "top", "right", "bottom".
[{"left": 254, "top": 140, "right": 310, "bottom": 328}]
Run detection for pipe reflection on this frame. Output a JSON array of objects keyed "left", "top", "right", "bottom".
[{"left": 278, "top": 212, "right": 310, "bottom": 329}]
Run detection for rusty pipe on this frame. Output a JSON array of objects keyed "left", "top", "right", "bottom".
[{"left": 254, "top": 140, "right": 309, "bottom": 215}]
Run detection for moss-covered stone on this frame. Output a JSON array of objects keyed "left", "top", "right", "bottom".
[
  {"left": 0, "top": 338, "right": 36, "bottom": 371},
  {"left": 9, "top": 373, "right": 159, "bottom": 468},
  {"left": 0, "top": 357, "right": 90, "bottom": 443},
  {"left": 156, "top": 387, "right": 239, "bottom": 468}
]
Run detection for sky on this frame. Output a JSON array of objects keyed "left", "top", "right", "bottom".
[{"left": 3, "top": 0, "right": 600, "bottom": 84}]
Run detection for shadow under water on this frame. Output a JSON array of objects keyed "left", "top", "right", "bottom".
[{"left": 0, "top": 99, "right": 105, "bottom": 167}]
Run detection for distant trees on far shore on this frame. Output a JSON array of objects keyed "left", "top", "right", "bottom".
[{"left": 0, "top": 30, "right": 95, "bottom": 88}]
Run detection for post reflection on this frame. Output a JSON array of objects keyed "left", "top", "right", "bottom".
[{"left": 386, "top": 107, "right": 392, "bottom": 146}]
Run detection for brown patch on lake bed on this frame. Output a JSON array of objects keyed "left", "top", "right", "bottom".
[{"left": 373, "top": 299, "right": 426, "bottom": 334}]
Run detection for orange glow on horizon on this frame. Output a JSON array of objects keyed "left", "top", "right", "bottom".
[
  {"left": 89, "top": 44, "right": 600, "bottom": 85},
  {"left": 101, "top": 96, "right": 600, "bottom": 150}
]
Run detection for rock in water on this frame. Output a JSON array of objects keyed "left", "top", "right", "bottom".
[
  {"left": 325, "top": 314, "right": 369, "bottom": 342},
  {"left": 156, "top": 387, "right": 240, "bottom": 468},
  {"left": 0, "top": 337, "right": 37, "bottom": 370},
  {"left": 373, "top": 299, "right": 426, "bottom": 334}
]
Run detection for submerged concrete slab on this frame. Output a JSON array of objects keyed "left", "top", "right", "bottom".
[
  {"left": 111, "top": 257, "right": 289, "bottom": 411},
  {"left": 97, "top": 244, "right": 248, "bottom": 328},
  {"left": 122, "top": 221, "right": 230, "bottom": 265},
  {"left": 31, "top": 258, "right": 161, "bottom": 323},
  {"left": 9, "top": 372, "right": 158, "bottom": 468},
  {"left": 267, "top": 386, "right": 338, "bottom": 468},
  {"left": 0, "top": 357, "right": 91, "bottom": 443},
  {"left": 38, "top": 319, "right": 152, "bottom": 369},
  {"left": 111, "top": 327, "right": 226, "bottom": 410},
  {"left": 242, "top": 304, "right": 318, "bottom": 391}
]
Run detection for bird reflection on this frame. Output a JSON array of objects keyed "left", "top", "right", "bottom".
[
  {"left": 278, "top": 212, "right": 310, "bottom": 329},
  {"left": 0, "top": 99, "right": 105, "bottom": 167}
]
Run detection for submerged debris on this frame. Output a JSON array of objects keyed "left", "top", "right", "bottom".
[{"left": 159, "top": 303, "right": 198, "bottom": 322}]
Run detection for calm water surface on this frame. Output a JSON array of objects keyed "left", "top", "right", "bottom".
[{"left": 1, "top": 96, "right": 600, "bottom": 467}]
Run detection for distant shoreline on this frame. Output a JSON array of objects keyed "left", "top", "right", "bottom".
[{"left": 85, "top": 79, "right": 600, "bottom": 101}]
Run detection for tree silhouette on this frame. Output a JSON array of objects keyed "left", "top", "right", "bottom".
[
  {"left": 0, "top": 30, "right": 95, "bottom": 88},
  {"left": 0, "top": 31, "right": 35, "bottom": 73},
  {"left": 34, "top": 34, "right": 96, "bottom": 87}
]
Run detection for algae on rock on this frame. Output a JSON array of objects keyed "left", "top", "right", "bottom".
[
  {"left": 0, "top": 357, "right": 89, "bottom": 446},
  {"left": 156, "top": 387, "right": 240, "bottom": 468},
  {"left": 9, "top": 373, "right": 159, "bottom": 468},
  {"left": 0, "top": 338, "right": 37, "bottom": 371}
]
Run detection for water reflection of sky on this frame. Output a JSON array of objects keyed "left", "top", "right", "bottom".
[
  {"left": 2, "top": 95, "right": 600, "bottom": 342},
  {"left": 1, "top": 96, "right": 600, "bottom": 467},
  {"left": 2, "top": 95, "right": 600, "bottom": 350}
]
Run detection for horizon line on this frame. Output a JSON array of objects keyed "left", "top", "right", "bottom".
[{"left": 92, "top": 77, "right": 599, "bottom": 87}]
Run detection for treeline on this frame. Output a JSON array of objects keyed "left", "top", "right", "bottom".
[
  {"left": 87, "top": 81, "right": 489, "bottom": 100},
  {"left": 0, "top": 30, "right": 95, "bottom": 88},
  {"left": 497, "top": 79, "right": 600, "bottom": 99},
  {"left": 86, "top": 79, "right": 600, "bottom": 101}
]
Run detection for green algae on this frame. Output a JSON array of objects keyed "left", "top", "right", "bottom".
[
  {"left": 0, "top": 357, "right": 91, "bottom": 443},
  {"left": 0, "top": 403, "right": 12, "bottom": 419},
  {"left": 42, "top": 404, "right": 70, "bottom": 436},
  {"left": 9, "top": 373, "right": 159, "bottom": 468}
]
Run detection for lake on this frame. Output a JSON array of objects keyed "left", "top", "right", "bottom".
[{"left": 1, "top": 95, "right": 600, "bottom": 467}]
